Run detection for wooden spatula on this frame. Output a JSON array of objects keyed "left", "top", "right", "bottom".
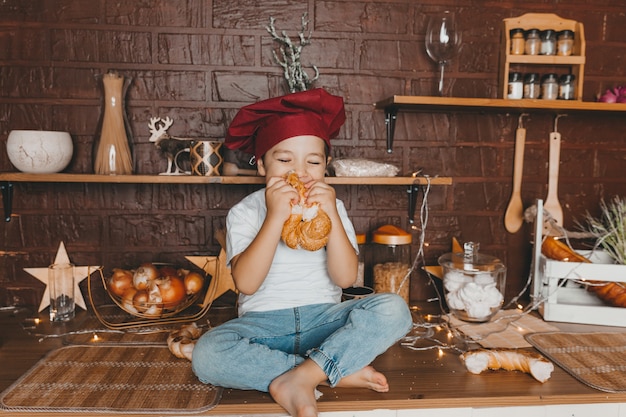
[
  {"left": 504, "top": 116, "right": 527, "bottom": 233},
  {"left": 544, "top": 117, "right": 564, "bottom": 226}
]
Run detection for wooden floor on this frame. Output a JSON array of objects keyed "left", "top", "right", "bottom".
[{"left": 2, "top": 304, "right": 626, "bottom": 416}]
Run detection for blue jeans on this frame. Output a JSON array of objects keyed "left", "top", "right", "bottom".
[{"left": 191, "top": 293, "right": 412, "bottom": 392}]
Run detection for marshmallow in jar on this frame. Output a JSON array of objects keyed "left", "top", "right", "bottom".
[{"left": 439, "top": 242, "right": 506, "bottom": 322}]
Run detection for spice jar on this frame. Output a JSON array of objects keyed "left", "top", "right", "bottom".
[
  {"left": 541, "top": 73, "right": 559, "bottom": 100},
  {"left": 372, "top": 225, "right": 412, "bottom": 305},
  {"left": 439, "top": 242, "right": 506, "bottom": 323},
  {"left": 507, "top": 72, "right": 523, "bottom": 99},
  {"left": 509, "top": 28, "right": 525, "bottom": 55},
  {"left": 557, "top": 30, "right": 575, "bottom": 56},
  {"left": 524, "top": 29, "right": 541, "bottom": 55},
  {"left": 540, "top": 29, "right": 557, "bottom": 55},
  {"left": 523, "top": 73, "right": 541, "bottom": 99},
  {"left": 559, "top": 74, "right": 576, "bottom": 100}
]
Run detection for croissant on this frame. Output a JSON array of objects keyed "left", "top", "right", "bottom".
[
  {"left": 541, "top": 237, "right": 626, "bottom": 307},
  {"left": 280, "top": 172, "right": 332, "bottom": 251},
  {"left": 167, "top": 322, "right": 202, "bottom": 361},
  {"left": 461, "top": 348, "right": 554, "bottom": 383}
]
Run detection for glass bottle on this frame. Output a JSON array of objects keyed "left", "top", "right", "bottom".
[
  {"left": 541, "top": 73, "right": 559, "bottom": 100},
  {"left": 523, "top": 73, "right": 541, "bottom": 99},
  {"left": 524, "top": 29, "right": 541, "bottom": 55},
  {"left": 509, "top": 28, "right": 525, "bottom": 55},
  {"left": 559, "top": 74, "right": 576, "bottom": 100},
  {"left": 372, "top": 225, "right": 412, "bottom": 305},
  {"left": 557, "top": 30, "right": 575, "bottom": 56},
  {"left": 93, "top": 71, "right": 134, "bottom": 175}
]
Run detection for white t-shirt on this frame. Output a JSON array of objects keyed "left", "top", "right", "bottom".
[{"left": 226, "top": 188, "right": 357, "bottom": 316}]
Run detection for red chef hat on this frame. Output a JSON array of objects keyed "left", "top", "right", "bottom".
[{"left": 224, "top": 88, "right": 346, "bottom": 160}]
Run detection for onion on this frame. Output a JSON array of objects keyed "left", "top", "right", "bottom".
[
  {"left": 133, "top": 263, "right": 159, "bottom": 290},
  {"left": 158, "top": 276, "right": 186, "bottom": 308},
  {"left": 159, "top": 265, "right": 178, "bottom": 278},
  {"left": 598, "top": 86, "right": 626, "bottom": 103},
  {"left": 132, "top": 290, "right": 150, "bottom": 312},
  {"left": 122, "top": 288, "right": 139, "bottom": 314},
  {"left": 108, "top": 268, "right": 133, "bottom": 297},
  {"left": 184, "top": 271, "right": 204, "bottom": 295}
]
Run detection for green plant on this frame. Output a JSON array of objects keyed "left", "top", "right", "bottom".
[{"left": 582, "top": 196, "right": 626, "bottom": 265}]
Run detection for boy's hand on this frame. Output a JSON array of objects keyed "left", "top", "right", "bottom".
[
  {"left": 265, "top": 176, "right": 299, "bottom": 223},
  {"left": 303, "top": 179, "right": 337, "bottom": 216}
]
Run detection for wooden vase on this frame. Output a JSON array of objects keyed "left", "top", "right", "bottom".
[{"left": 93, "top": 72, "right": 134, "bottom": 175}]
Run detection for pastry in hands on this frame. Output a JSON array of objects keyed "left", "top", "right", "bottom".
[
  {"left": 461, "top": 348, "right": 554, "bottom": 383},
  {"left": 281, "top": 172, "right": 332, "bottom": 251}
]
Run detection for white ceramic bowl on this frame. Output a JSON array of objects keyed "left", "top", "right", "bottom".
[{"left": 6, "top": 130, "right": 73, "bottom": 174}]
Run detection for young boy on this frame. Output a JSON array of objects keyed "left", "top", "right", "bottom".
[{"left": 192, "top": 88, "right": 412, "bottom": 417}]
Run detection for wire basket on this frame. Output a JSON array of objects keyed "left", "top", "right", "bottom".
[
  {"left": 88, "top": 261, "right": 220, "bottom": 330},
  {"left": 105, "top": 266, "right": 205, "bottom": 319}
]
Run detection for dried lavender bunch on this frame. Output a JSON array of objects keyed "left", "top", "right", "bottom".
[
  {"left": 582, "top": 196, "right": 626, "bottom": 265},
  {"left": 266, "top": 13, "right": 319, "bottom": 93}
]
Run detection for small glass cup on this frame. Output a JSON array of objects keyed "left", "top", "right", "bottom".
[{"left": 48, "top": 263, "right": 75, "bottom": 322}]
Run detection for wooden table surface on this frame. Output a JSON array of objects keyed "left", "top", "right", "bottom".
[{"left": 1, "top": 305, "right": 626, "bottom": 416}]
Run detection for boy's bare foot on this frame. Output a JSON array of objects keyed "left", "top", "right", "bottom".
[
  {"left": 269, "top": 360, "right": 326, "bottom": 417},
  {"left": 335, "top": 365, "right": 389, "bottom": 392}
]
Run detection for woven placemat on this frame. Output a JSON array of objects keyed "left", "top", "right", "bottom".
[
  {"left": 0, "top": 345, "right": 222, "bottom": 414},
  {"left": 526, "top": 331, "right": 626, "bottom": 393}
]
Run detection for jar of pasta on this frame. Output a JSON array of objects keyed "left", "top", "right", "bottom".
[{"left": 372, "top": 225, "right": 412, "bottom": 305}]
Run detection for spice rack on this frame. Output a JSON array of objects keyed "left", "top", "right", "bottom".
[{"left": 499, "top": 13, "right": 586, "bottom": 100}]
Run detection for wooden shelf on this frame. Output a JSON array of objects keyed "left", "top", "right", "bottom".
[
  {"left": 0, "top": 172, "right": 451, "bottom": 186},
  {"left": 374, "top": 95, "right": 626, "bottom": 113},
  {"left": 0, "top": 172, "right": 452, "bottom": 222},
  {"left": 375, "top": 95, "right": 626, "bottom": 152}
]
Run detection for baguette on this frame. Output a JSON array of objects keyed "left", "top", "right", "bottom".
[
  {"left": 461, "top": 348, "right": 554, "bottom": 383},
  {"left": 542, "top": 236, "right": 626, "bottom": 307}
]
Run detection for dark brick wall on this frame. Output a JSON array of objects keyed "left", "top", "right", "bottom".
[{"left": 1, "top": 0, "right": 625, "bottom": 309}]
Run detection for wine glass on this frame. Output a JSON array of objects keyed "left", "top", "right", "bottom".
[{"left": 425, "top": 11, "right": 462, "bottom": 96}]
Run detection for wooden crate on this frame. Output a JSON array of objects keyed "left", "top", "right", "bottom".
[
  {"left": 532, "top": 250, "right": 626, "bottom": 327},
  {"left": 499, "top": 13, "right": 586, "bottom": 100}
]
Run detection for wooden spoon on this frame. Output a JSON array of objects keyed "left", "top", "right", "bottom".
[
  {"left": 544, "top": 123, "right": 564, "bottom": 226},
  {"left": 504, "top": 121, "right": 527, "bottom": 233}
]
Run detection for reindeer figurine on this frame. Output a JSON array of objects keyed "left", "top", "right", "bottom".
[{"left": 148, "top": 117, "right": 192, "bottom": 175}]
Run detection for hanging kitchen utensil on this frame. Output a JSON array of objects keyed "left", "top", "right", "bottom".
[
  {"left": 504, "top": 114, "right": 528, "bottom": 233},
  {"left": 544, "top": 115, "right": 565, "bottom": 227}
]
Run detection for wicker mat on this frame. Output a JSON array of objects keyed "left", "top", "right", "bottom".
[
  {"left": 0, "top": 345, "right": 222, "bottom": 414},
  {"left": 526, "top": 331, "right": 626, "bottom": 393}
]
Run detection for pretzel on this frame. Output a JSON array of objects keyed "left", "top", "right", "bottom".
[
  {"left": 461, "top": 348, "right": 554, "bottom": 383},
  {"left": 280, "top": 172, "right": 332, "bottom": 251}
]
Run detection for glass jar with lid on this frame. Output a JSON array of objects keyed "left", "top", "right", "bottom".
[
  {"left": 541, "top": 73, "right": 559, "bottom": 100},
  {"left": 507, "top": 72, "right": 523, "bottom": 99},
  {"left": 523, "top": 73, "right": 541, "bottom": 99},
  {"left": 557, "top": 30, "right": 575, "bottom": 56},
  {"left": 540, "top": 29, "right": 557, "bottom": 55},
  {"left": 509, "top": 28, "right": 525, "bottom": 55},
  {"left": 524, "top": 28, "right": 541, "bottom": 55},
  {"left": 372, "top": 225, "right": 412, "bottom": 305},
  {"left": 558, "top": 74, "right": 576, "bottom": 100},
  {"left": 439, "top": 242, "right": 506, "bottom": 323}
]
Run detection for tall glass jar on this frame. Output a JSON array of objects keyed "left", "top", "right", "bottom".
[
  {"left": 93, "top": 71, "right": 134, "bottom": 175},
  {"left": 541, "top": 73, "right": 559, "bottom": 100},
  {"left": 557, "top": 30, "right": 575, "bottom": 56},
  {"left": 509, "top": 28, "right": 525, "bottom": 55},
  {"left": 355, "top": 233, "right": 366, "bottom": 287},
  {"left": 372, "top": 225, "right": 412, "bottom": 304},
  {"left": 439, "top": 242, "right": 506, "bottom": 323}
]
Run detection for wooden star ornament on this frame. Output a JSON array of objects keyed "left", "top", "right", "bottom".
[
  {"left": 24, "top": 241, "right": 100, "bottom": 312},
  {"left": 186, "top": 248, "right": 237, "bottom": 306}
]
